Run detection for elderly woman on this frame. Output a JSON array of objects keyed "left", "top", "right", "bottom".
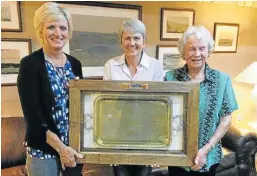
[
  {"left": 17, "top": 2, "right": 83, "bottom": 176},
  {"left": 103, "top": 19, "right": 163, "bottom": 176},
  {"left": 165, "top": 26, "right": 238, "bottom": 176}
]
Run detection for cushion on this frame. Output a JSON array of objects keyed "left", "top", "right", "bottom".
[
  {"left": 215, "top": 152, "right": 237, "bottom": 173},
  {"left": 1, "top": 117, "right": 26, "bottom": 169}
]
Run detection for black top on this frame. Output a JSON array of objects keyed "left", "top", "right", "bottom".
[{"left": 17, "top": 48, "right": 83, "bottom": 156}]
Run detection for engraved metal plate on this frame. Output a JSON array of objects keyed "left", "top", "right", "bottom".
[
  {"left": 94, "top": 94, "right": 172, "bottom": 149},
  {"left": 70, "top": 80, "right": 200, "bottom": 166}
]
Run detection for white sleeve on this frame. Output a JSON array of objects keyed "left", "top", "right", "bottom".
[
  {"left": 103, "top": 61, "right": 111, "bottom": 80},
  {"left": 153, "top": 60, "right": 164, "bottom": 81}
]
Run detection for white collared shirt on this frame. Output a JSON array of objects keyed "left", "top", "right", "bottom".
[{"left": 103, "top": 52, "right": 163, "bottom": 81}]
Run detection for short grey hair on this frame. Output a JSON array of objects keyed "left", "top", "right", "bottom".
[
  {"left": 178, "top": 25, "right": 214, "bottom": 59},
  {"left": 119, "top": 19, "right": 146, "bottom": 43},
  {"left": 34, "top": 2, "right": 73, "bottom": 41}
]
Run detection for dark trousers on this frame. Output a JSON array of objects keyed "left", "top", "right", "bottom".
[
  {"left": 61, "top": 163, "right": 83, "bottom": 176},
  {"left": 168, "top": 164, "right": 218, "bottom": 176},
  {"left": 113, "top": 165, "right": 152, "bottom": 176}
]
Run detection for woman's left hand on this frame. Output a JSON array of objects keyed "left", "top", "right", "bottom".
[{"left": 191, "top": 147, "right": 209, "bottom": 171}]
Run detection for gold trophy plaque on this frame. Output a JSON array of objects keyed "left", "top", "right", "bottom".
[{"left": 69, "top": 80, "right": 199, "bottom": 166}]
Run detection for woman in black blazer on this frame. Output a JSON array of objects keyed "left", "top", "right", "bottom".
[{"left": 17, "top": 2, "right": 83, "bottom": 176}]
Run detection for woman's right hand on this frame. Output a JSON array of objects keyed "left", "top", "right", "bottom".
[{"left": 59, "top": 146, "right": 84, "bottom": 170}]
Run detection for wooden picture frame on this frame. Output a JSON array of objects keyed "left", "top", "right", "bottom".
[
  {"left": 1, "top": 1, "right": 22, "bottom": 32},
  {"left": 213, "top": 23, "right": 239, "bottom": 53},
  {"left": 69, "top": 80, "right": 199, "bottom": 166},
  {"left": 58, "top": 1, "right": 142, "bottom": 78},
  {"left": 1, "top": 38, "right": 32, "bottom": 85},
  {"left": 156, "top": 45, "right": 185, "bottom": 73},
  {"left": 160, "top": 8, "right": 195, "bottom": 41}
]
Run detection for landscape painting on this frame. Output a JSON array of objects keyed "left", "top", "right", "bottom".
[
  {"left": 163, "top": 53, "right": 182, "bottom": 70},
  {"left": 1, "top": 1, "right": 22, "bottom": 32},
  {"left": 161, "top": 8, "right": 194, "bottom": 41},
  {"left": 214, "top": 23, "right": 239, "bottom": 53},
  {"left": 69, "top": 14, "right": 125, "bottom": 68},
  {"left": 156, "top": 45, "right": 185, "bottom": 73},
  {"left": 166, "top": 16, "right": 189, "bottom": 33},
  {"left": 1, "top": 3, "right": 11, "bottom": 22},
  {"left": 59, "top": 2, "right": 142, "bottom": 77},
  {"left": 1, "top": 38, "right": 31, "bottom": 85},
  {"left": 1, "top": 49, "right": 20, "bottom": 74}
]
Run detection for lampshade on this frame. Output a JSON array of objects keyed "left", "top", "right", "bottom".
[{"left": 235, "top": 62, "right": 257, "bottom": 85}]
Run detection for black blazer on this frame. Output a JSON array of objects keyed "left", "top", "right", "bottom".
[{"left": 17, "top": 48, "right": 83, "bottom": 156}]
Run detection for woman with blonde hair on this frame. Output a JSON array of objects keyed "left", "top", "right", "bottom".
[{"left": 17, "top": 2, "right": 83, "bottom": 176}]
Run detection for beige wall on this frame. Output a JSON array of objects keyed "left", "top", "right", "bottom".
[{"left": 1, "top": 2, "right": 257, "bottom": 128}]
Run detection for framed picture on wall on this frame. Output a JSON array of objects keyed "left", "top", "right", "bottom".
[
  {"left": 1, "top": 1, "right": 22, "bottom": 32},
  {"left": 213, "top": 23, "right": 239, "bottom": 53},
  {"left": 156, "top": 45, "right": 185, "bottom": 73},
  {"left": 58, "top": 1, "right": 142, "bottom": 78},
  {"left": 1, "top": 38, "right": 32, "bottom": 85},
  {"left": 160, "top": 8, "right": 195, "bottom": 41}
]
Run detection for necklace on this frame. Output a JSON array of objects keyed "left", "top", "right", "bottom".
[
  {"left": 45, "top": 52, "right": 65, "bottom": 66},
  {"left": 44, "top": 52, "right": 69, "bottom": 89},
  {"left": 188, "top": 67, "right": 205, "bottom": 82},
  {"left": 188, "top": 64, "right": 205, "bottom": 79},
  {"left": 189, "top": 71, "right": 204, "bottom": 79}
]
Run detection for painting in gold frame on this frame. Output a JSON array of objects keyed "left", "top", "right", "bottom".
[
  {"left": 1, "top": 1, "right": 22, "bottom": 32},
  {"left": 1, "top": 38, "right": 32, "bottom": 85},
  {"left": 213, "top": 23, "right": 239, "bottom": 53},
  {"left": 160, "top": 8, "right": 195, "bottom": 41}
]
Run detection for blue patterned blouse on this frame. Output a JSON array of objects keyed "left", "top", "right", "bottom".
[
  {"left": 165, "top": 63, "right": 238, "bottom": 172},
  {"left": 26, "top": 56, "right": 75, "bottom": 159}
]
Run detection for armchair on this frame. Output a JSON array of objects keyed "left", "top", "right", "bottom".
[
  {"left": 151, "top": 124, "right": 257, "bottom": 176},
  {"left": 215, "top": 125, "right": 257, "bottom": 176},
  {"left": 1, "top": 117, "right": 27, "bottom": 176}
]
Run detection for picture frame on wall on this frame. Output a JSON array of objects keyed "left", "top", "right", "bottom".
[
  {"left": 213, "top": 23, "right": 239, "bottom": 53},
  {"left": 1, "top": 1, "right": 22, "bottom": 32},
  {"left": 156, "top": 45, "right": 185, "bottom": 73},
  {"left": 160, "top": 8, "right": 195, "bottom": 41},
  {"left": 1, "top": 38, "right": 32, "bottom": 85},
  {"left": 58, "top": 1, "right": 142, "bottom": 78}
]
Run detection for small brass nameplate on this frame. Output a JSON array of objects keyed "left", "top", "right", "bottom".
[{"left": 120, "top": 83, "right": 148, "bottom": 90}]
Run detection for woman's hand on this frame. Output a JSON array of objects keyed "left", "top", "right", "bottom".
[
  {"left": 46, "top": 130, "right": 84, "bottom": 170},
  {"left": 191, "top": 115, "right": 231, "bottom": 171},
  {"left": 191, "top": 146, "right": 209, "bottom": 171},
  {"left": 59, "top": 146, "right": 84, "bottom": 170}
]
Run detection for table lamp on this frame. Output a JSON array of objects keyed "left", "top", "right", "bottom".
[{"left": 235, "top": 61, "right": 257, "bottom": 129}]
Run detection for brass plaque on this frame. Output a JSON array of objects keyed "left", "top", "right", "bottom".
[{"left": 94, "top": 95, "right": 172, "bottom": 149}]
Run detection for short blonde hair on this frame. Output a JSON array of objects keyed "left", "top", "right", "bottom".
[
  {"left": 178, "top": 25, "right": 214, "bottom": 59},
  {"left": 34, "top": 2, "right": 73, "bottom": 41},
  {"left": 119, "top": 19, "right": 146, "bottom": 43}
]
